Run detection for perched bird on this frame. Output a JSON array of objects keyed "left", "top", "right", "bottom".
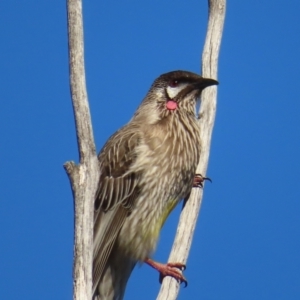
[{"left": 93, "top": 70, "right": 218, "bottom": 299}]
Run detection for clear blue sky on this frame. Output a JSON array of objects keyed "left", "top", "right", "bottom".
[{"left": 1, "top": 1, "right": 299, "bottom": 299}]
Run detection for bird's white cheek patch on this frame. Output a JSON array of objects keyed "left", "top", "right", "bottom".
[
  {"left": 166, "top": 86, "right": 183, "bottom": 99},
  {"left": 166, "top": 100, "right": 178, "bottom": 110}
]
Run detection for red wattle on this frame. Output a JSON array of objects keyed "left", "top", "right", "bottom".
[{"left": 166, "top": 100, "right": 177, "bottom": 110}]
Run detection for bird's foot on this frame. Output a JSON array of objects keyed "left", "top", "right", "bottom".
[
  {"left": 145, "top": 258, "right": 187, "bottom": 287},
  {"left": 193, "top": 174, "right": 212, "bottom": 188}
]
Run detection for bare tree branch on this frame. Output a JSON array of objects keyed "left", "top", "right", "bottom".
[
  {"left": 65, "top": 1, "right": 99, "bottom": 299},
  {"left": 157, "top": 1, "right": 226, "bottom": 299}
]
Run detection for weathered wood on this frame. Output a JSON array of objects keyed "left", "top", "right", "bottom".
[
  {"left": 156, "top": 1, "right": 226, "bottom": 299},
  {"left": 65, "top": 1, "right": 100, "bottom": 299}
]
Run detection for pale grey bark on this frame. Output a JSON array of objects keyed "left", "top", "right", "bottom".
[
  {"left": 65, "top": 1, "right": 99, "bottom": 300},
  {"left": 157, "top": 1, "right": 226, "bottom": 299}
]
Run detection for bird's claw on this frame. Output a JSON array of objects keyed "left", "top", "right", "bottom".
[
  {"left": 158, "top": 263, "right": 188, "bottom": 287},
  {"left": 193, "top": 174, "right": 212, "bottom": 188},
  {"left": 145, "top": 258, "right": 188, "bottom": 287}
]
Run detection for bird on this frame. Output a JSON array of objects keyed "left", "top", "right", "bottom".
[{"left": 93, "top": 70, "right": 218, "bottom": 299}]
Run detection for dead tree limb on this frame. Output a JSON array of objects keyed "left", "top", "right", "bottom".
[
  {"left": 65, "top": 1, "right": 99, "bottom": 299},
  {"left": 157, "top": 1, "right": 226, "bottom": 299}
]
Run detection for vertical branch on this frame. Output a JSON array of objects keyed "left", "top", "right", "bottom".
[
  {"left": 156, "top": 1, "right": 226, "bottom": 299},
  {"left": 65, "top": 1, "right": 100, "bottom": 299}
]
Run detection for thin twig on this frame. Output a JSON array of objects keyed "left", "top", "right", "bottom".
[{"left": 156, "top": 1, "right": 226, "bottom": 299}]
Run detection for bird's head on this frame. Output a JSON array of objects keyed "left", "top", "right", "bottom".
[{"left": 133, "top": 70, "right": 218, "bottom": 123}]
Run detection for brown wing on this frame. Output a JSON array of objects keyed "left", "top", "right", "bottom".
[{"left": 93, "top": 125, "right": 141, "bottom": 295}]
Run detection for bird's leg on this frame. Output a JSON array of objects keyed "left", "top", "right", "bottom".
[
  {"left": 193, "top": 173, "right": 212, "bottom": 188},
  {"left": 144, "top": 258, "right": 187, "bottom": 287}
]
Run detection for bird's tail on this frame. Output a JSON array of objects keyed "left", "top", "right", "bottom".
[{"left": 93, "top": 247, "right": 136, "bottom": 300}]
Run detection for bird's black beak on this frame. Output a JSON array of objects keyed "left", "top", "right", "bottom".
[{"left": 200, "top": 78, "right": 219, "bottom": 89}]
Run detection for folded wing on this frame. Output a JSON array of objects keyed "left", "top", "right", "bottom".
[{"left": 93, "top": 126, "right": 141, "bottom": 294}]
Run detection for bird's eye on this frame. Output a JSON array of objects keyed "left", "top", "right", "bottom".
[{"left": 169, "top": 80, "right": 179, "bottom": 87}]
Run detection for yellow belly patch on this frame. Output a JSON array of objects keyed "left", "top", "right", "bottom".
[{"left": 149, "top": 199, "right": 179, "bottom": 241}]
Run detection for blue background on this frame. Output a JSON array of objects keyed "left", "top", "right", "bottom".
[{"left": 1, "top": 1, "right": 299, "bottom": 299}]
